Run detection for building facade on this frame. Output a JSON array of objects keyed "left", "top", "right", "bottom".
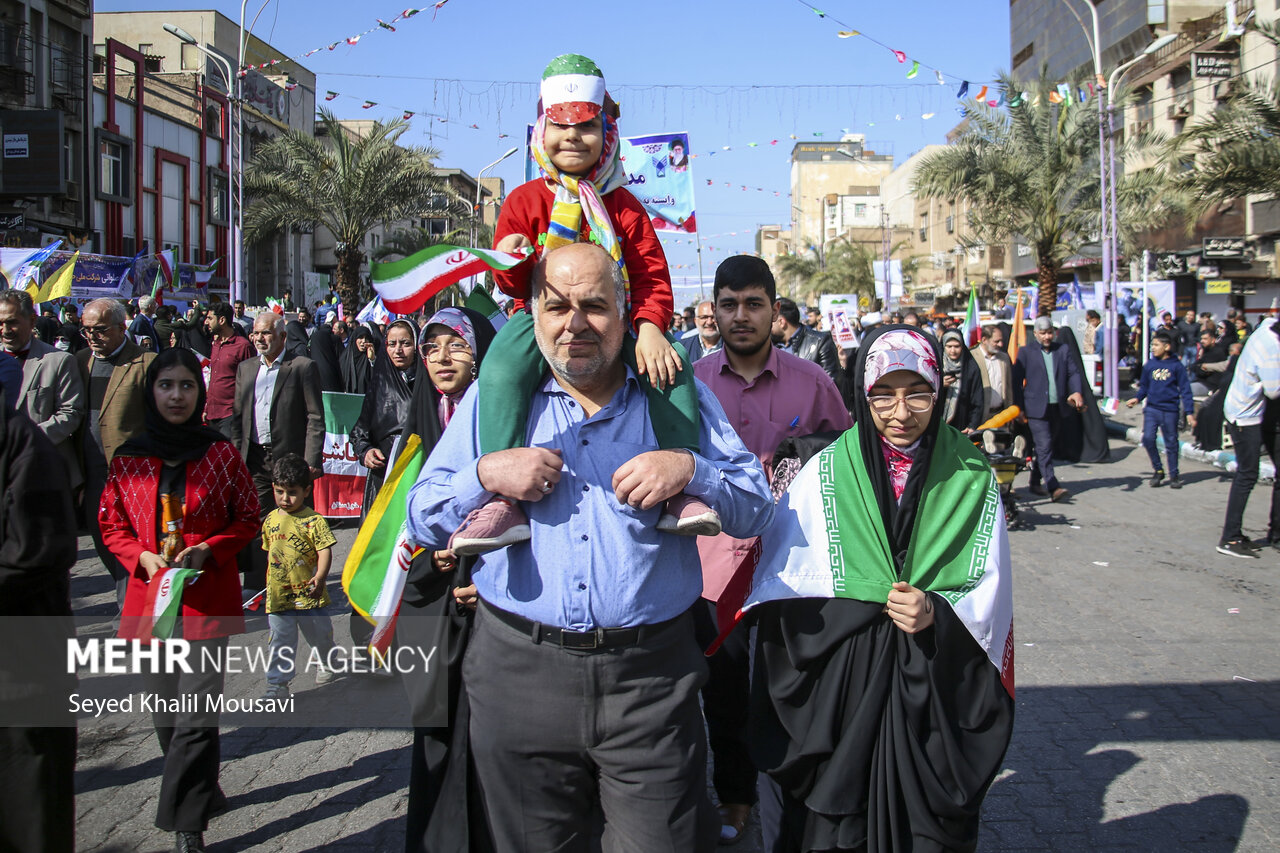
[
  {"left": 0, "top": 0, "right": 93, "bottom": 251},
  {"left": 1013, "top": 0, "right": 1278, "bottom": 317},
  {"left": 93, "top": 10, "right": 316, "bottom": 303}
]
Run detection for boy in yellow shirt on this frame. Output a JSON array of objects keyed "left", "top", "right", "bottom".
[{"left": 262, "top": 454, "right": 338, "bottom": 700}]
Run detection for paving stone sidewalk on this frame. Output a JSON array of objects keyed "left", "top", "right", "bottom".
[{"left": 70, "top": 437, "right": 1279, "bottom": 852}]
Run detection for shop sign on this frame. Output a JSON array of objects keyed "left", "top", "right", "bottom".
[{"left": 1202, "top": 236, "right": 1247, "bottom": 259}]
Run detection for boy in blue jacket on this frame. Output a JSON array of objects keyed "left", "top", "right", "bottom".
[{"left": 1127, "top": 330, "right": 1196, "bottom": 487}]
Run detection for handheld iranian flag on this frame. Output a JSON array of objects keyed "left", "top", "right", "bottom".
[
  {"left": 193, "top": 259, "right": 220, "bottom": 289},
  {"left": 150, "top": 269, "right": 166, "bottom": 307},
  {"left": 342, "top": 434, "right": 426, "bottom": 655},
  {"left": 371, "top": 244, "right": 529, "bottom": 314},
  {"left": 140, "top": 567, "right": 202, "bottom": 640},
  {"left": 156, "top": 250, "right": 176, "bottom": 285},
  {"left": 313, "top": 392, "right": 368, "bottom": 518},
  {"left": 265, "top": 297, "right": 284, "bottom": 315},
  {"left": 963, "top": 286, "right": 980, "bottom": 347},
  {"left": 464, "top": 286, "right": 508, "bottom": 331}
]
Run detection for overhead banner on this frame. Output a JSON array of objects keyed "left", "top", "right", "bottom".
[
  {"left": 0, "top": 247, "right": 224, "bottom": 299},
  {"left": 314, "top": 391, "right": 368, "bottom": 518},
  {"left": 525, "top": 128, "right": 698, "bottom": 233}
]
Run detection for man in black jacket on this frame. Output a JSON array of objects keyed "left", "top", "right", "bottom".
[
  {"left": 1191, "top": 328, "right": 1231, "bottom": 394},
  {"left": 772, "top": 297, "right": 841, "bottom": 383}
]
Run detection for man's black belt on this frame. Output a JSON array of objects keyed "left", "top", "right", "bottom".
[{"left": 483, "top": 601, "right": 678, "bottom": 650}]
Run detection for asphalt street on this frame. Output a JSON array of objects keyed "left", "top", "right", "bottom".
[{"left": 68, "top": 436, "right": 1279, "bottom": 852}]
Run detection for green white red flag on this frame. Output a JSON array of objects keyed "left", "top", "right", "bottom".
[
  {"left": 140, "top": 567, "right": 201, "bottom": 640},
  {"left": 371, "top": 244, "right": 529, "bottom": 314},
  {"left": 342, "top": 434, "right": 426, "bottom": 655},
  {"left": 313, "top": 392, "right": 368, "bottom": 518},
  {"left": 964, "top": 286, "right": 980, "bottom": 347}
]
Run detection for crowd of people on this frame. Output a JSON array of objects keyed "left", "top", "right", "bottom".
[{"left": 1, "top": 49, "right": 1277, "bottom": 853}]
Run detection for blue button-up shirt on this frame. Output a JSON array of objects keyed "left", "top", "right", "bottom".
[{"left": 406, "top": 369, "right": 774, "bottom": 630}]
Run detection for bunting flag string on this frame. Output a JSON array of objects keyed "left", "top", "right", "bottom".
[
  {"left": 792, "top": 0, "right": 987, "bottom": 91},
  {"left": 237, "top": 4, "right": 443, "bottom": 77}
]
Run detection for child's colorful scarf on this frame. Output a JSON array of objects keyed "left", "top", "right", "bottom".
[{"left": 530, "top": 113, "right": 632, "bottom": 306}]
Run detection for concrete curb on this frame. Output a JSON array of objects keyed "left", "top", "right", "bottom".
[{"left": 1102, "top": 417, "right": 1276, "bottom": 479}]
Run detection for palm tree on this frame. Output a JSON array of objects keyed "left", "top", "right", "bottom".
[
  {"left": 243, "top": 109, "right": 444, "bottom": 314},
  {"left": 774, "top": 252, "right": 820, "bottom": 299},
  {"left": 912, "top": 72, "right": 1103, "bottom": 316},
  {"left": 809, "top": 239, "right": 877, "bottom": 301},
  {"left": 1173, "top": 21, "right": 1280, "bottom": 218}
]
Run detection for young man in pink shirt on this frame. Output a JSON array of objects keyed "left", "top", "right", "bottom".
[{"left": 693, "top": 255, "right": 852, "bottom": 845}]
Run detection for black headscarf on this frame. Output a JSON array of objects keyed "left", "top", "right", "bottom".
[
  {"left": 308, "top": 322, "right": 345, "bottom": 393},
  {"left": 940, "top": 329, "right": 986, "bottom": 431},
  {"left": 116, "top": 347, "right": 228, "bottom": 462},
  {"left": 284, "top": 319, "right": 310, "bottom": 359},
  {"left": 848, "top": 323, "right": 945, "bottom": 569},
  {"left": 341, "top": 326, "right": 376, "bottom": 394},
  {"left": 377, "top": 319, "right": 421, "bottom": 401},
  {"left": 1054, "top": 325, "right": 1112, "bottom": 464}
]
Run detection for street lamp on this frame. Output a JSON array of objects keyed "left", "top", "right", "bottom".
[
  {"left": 1105, "top": 31, "right": 1178, "bottom": 317},
  {"left": 164, "top": 24, "right": 236, "bottom": 299},
  {"left": 473, "top": 146, "right": 519, "bottom": 249}
]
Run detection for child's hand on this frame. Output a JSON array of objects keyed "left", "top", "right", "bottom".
[
  {"left": 495, "top": 233, "right": 533, "bottom": 254},
  {"left": 306, "top": 569, "right": 327, "bottom": 597},
  {"left": 634, "top": 322, "right": 682, "bottom": 390}
]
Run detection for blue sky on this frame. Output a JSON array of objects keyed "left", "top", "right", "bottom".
[{"left": 102, "top": 0, "right": 1012, "bottom": 294}]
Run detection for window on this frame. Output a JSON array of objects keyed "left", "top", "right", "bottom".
[
  {"left": 1012, "top": 42, "right": 1034, "bottom": 68},
  {"left": 854, "top": 203, "right": 867, "bottom": 218},
  {"left": 919, "top": 213, "right": 928, "bottom": 242},
  {"left": 96, "top": 131, "right": 133, "bottom": 204},
  {"left": 204, "top": 103, "right": 223, "bottom": 139},
  {"left": 207, "top": 169, "right": 229, "bottom": 226}
]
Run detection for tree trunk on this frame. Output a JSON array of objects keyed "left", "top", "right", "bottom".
[
  {"left": 334, "top": 245, "right": 367, "bottom": 319},
  {"left": 1036, "top": 254, "right": 1059, "bottom": 318}
]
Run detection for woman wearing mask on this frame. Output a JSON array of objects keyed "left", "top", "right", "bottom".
[
  {"left": 98, "top": 347, "right": 260, "bottom": 853},
  {"left": 397, "top": 306, "right": 496, "bottom": 853},
  {"left": 341, "top": 326, "right": 377, "bottom": 395},
  {"left": 746, "top": 325, "right": 1014, "bottom": 853}
]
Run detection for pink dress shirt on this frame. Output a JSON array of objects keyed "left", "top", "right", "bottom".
[{"left": 693, "top": 347, "right": 853, "bottom": 601}]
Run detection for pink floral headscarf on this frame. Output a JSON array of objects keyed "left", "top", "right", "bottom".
[
  {"left": 862, "top": 329, "right": 940, "bottom": 394},
  {"left": 861, "top": 328, "right": 940, "bottom": 502}
]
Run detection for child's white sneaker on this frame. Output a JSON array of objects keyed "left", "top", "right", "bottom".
[{"left": 657, "top": 493, "right": 722, "bottom": 536}]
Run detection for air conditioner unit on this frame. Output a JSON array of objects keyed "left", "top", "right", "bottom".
[{"left": 1167, "top": 98, "right": 1192, "bottom": 120}]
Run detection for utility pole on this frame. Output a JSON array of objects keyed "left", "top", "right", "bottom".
[{"left": 881, "top": 205, "right": 891, "bottom": 311}]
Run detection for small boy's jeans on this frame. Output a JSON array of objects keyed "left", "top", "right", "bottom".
[
  {"left": 267, "top": 609, "right": 335, "bottom": 686},
  {"left": 1141, "top": 408, "right": 1180, "bottom": 476}
]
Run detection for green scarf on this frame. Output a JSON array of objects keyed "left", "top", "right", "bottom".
[{"left": 825, "top": 424, "right": 999, "bottom": 603}]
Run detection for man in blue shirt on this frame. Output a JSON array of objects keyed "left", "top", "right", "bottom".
[{"left": 407, "top": 243, "right": 774, "bottom": 852}]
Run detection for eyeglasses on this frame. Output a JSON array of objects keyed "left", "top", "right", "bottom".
[
  {"left": 420, "top": 341, "right": 473, "bottom": 360},
  {"left": 81, "top": 325, "right": 121, "bottom": 338},
  {"left": 866, "top": 392, "right": 935, "bottom": 415}
]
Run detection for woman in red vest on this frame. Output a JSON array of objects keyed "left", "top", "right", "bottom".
[{"left": 99, "top": 346, "right": 259, "bottom": 853}]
